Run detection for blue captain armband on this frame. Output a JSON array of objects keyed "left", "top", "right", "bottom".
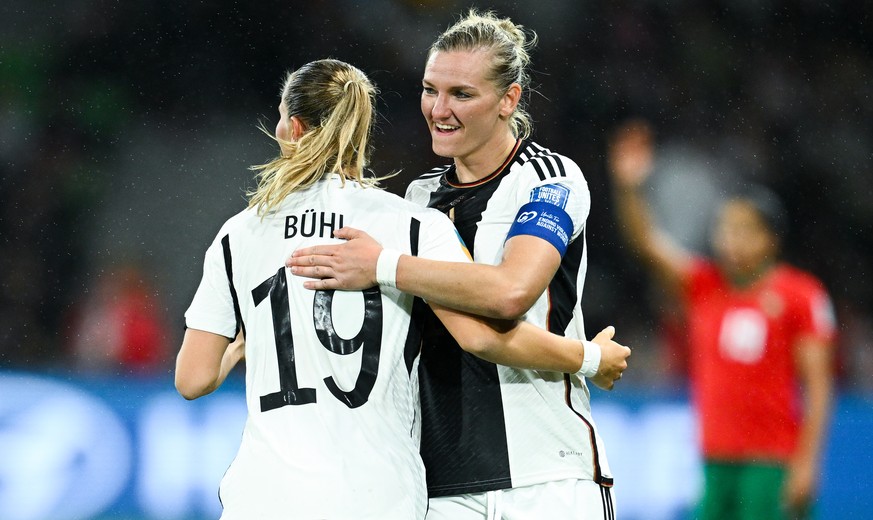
[{"left": 506, "top": 200, "right": 574, "bottom": 256}]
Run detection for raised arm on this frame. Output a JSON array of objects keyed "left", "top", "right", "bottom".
[
  {"left": 607, "top": 119, "right": 693, "bottom": 293},
  {"left": 288, "top": 229, "right": 561, "bottom": 320}
]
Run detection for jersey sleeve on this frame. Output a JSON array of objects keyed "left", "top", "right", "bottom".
[
  {"left": 505, "top": 158, "right": 591, "bottom": 257},
  {"left": 184, "top": 233, "right": 239, "bottom": 339},
  {"left": 416, "top": 208, "right": 472, "bottom": 264},
  {"left": 790, "top": 275, "right": 837, "bottom": 345}
]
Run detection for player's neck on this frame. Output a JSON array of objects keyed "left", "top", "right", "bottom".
[
  {"left": 726, "top": 259, "right": 778, "bottom": 288},
  {"left": 454, "top": 136, "right": 519, "bottom": 184}
]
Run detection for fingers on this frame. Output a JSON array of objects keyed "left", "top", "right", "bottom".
[
  {"left": 288, "top": 264, "right": 334, "bottom": 280},
  {"left": 301, "top": 278, "right": 340, "bottom": 291},
  {"left": 332, "top": 226, "right": 364, "bottom": 240},
  {"left": 289, "top": 244, "right": 338, "bottom": 261},
  {"left": 286, "top": 253, "right": 334, "bottom": 268},
  {"left": 596, "top": 325, "right": 616, "bottom": 340}
]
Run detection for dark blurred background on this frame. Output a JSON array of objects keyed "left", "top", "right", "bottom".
[{"left": 2, "top": 0, "right": 871, "bottom": 391}]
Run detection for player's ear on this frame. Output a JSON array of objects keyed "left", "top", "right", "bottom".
[
  {"left": 499, "top": 83, "right": 521, "bottom": 119},
  {"left": 289, "top": 116, "right": 308, "bottom": 141}
]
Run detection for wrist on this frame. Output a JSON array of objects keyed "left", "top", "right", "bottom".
[
  {"left": 376, "top": 249, "right": 402, "bottom": 288},
  {"left": 578, "top": 340, "right": 602, "bottom": 378}
]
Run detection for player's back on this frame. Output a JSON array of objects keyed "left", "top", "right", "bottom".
[{"left": 206, "top": 176, "right": 456, "bottom": 520}]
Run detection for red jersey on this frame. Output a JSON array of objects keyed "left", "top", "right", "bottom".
[{"left": 684, "top": 259, "right": 835, "bottom": 462}]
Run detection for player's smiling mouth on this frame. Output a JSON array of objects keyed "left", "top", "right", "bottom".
[{"left": 434, "top": 123, "right": 460, "bottom": 133}]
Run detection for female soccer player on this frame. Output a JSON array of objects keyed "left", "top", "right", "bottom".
[
  {"left": 607, "top": 118, "right": 835, "bottom": 519},
  {"left": 288, "top": 11, "right": 627, "bottom": 519},
  {"left": 175, "top": 58, "right": 627, "bottom": 520}
]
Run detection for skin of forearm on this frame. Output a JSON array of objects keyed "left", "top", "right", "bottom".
[
  {"left": 797, "top": 370, "right": 832, "bottom": 466},
  {"left": 437, "top": 305, "right": 585, "bottom": 373},
  {"left": 396, "top": 256, "right": 532, "bottom": 319},
  {"left": 793, "top": 343, "right": 833, "bottom": 466}
]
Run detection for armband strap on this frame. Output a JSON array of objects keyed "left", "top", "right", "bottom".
[
  {"left": 578, "top": 340, "right": 602, "bottom": 378},
  {"left": 376, "top": 249, "right": 402, "bottom": 288}
]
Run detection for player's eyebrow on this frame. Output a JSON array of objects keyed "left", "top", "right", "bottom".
[{"left": 422, "top": 79, "right": 479, "bottom": 93}]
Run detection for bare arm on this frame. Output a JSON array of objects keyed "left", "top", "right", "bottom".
[
  {"left": 783, "top": 336, "right": 833, "bottom": 511},
  {"left": 286, "top": 232, "right": 630, "bottom": 388},
  {"left": 288, "top": 230, "right": 560, "bottom": 320},
  {"left": 175, "top": 329, "right": 245, "bottom": 400},
  {"left": 607, "top": 119, "right": 693, "bottom": 294},
  {"left": 431, "top": 304, "right": 631, "bottom": 390}
]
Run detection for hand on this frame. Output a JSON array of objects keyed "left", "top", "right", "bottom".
[
  {"left": 285, "top": 227, "right": 382, "bottom": 290},
  {"left": 607, "top": 119, "right": 655, "bottom": 189},
  {"left": 783, "top": 453, "right": 817, "bottom": 513},
  {"left": 588, "top": 326, "right": 631, "bottom": 391}
]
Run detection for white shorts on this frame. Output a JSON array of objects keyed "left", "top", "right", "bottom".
[{"left": 425, "top": 479, "right": 616, "bottom": 520}]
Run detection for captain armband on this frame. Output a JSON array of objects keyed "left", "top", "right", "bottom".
[{"left": 505, "top": 201, "right": 574, "bottom": 256}]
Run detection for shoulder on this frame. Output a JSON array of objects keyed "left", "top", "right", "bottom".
[
  {"left": 405, "top": 164, "right": 451, "bottom": 201},
  {"left": 355, "top": 186, "right": 445, "bottom": 221},
  {"left": 773, "top": 264, "right": 830, "bottom": 297},
  {"left": 772, "top": 264, "right": 837, "bottom": 334},
  {"left": 509, "top": 142, "right": 589, "bottom": 207},
  {"left": 410, "top": 164, "right": 451, "bottom": 186},
  {"left": 512, "top": 141, "right": 586, "bottom": 184},
  {"left": 418, "top": 164, "right": 452, "bottom": 181},
  {"left": 685, "top": 256, "right": 723, "bottom": 291},
  {"left": 208, "top": 206, "right": 257, "bottom": 242}
]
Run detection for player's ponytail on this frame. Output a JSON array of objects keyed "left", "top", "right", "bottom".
[
  {"left": 248, "top": 59, "right": 388, "bottom": 217},
  {"left": 429, "top": 9, "right": 537, "bottom": 139}
]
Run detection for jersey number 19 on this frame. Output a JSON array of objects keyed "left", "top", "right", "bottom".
[{"left": 252, "top": 267, "right": 383, "bottom": 412}]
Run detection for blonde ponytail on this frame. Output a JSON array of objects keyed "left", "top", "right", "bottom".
[{"left": 248, "top": 59, "right": 390, "bottom": 216}]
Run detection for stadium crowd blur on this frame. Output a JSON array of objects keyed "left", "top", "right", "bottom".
[{"left": 2, "top": 1, "right": 871, "bottom": 391}]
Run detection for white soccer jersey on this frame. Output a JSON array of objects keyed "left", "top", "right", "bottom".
[
  {"left": 185, "top": 175, "right": 470, "bottom": 520},
  {"left": 406, "top": 140, "right": 614, "bottom": 497}
]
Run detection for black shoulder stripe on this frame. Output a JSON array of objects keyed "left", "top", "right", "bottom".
[
  {"left": 530, "top": 158, "right": 548, "bottom": 181},
  {"left": 534, "top": 152, "right": 568, "bottom": 179},
  {"left": 540, "top": 156, "right": 558, "bottom": 178},
  {"left": 421, "top": 165, "right": 450, "bottom": 179},
  {"left": 221, "top": 234, "right": 246, "bottom": 338},
  {"left": 553, "top": 154, "right": 567, "bottom": 178}
]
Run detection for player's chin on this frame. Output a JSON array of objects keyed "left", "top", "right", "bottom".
[{"left": 430, "top": 133, "right": 461, "bottom": 156}]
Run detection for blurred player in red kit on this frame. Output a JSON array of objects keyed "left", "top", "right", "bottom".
[{"left": 607, "top": 118, "right": 836, "bottom": 520}]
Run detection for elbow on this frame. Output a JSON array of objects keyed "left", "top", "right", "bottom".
[
  {"left": 457, "top": 337, "right": 501, "bottom": 361},
  {"left": 489, "top": 286, "right": 535, "bottom": 321},
  {"left": 452, "top": 328, "right": 500, "bottom": 360},
  {"left": 175, "top": 374, "right": 215, "bottom": 400}
]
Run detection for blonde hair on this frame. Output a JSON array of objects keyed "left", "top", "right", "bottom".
[
  {"left": 248, "top": 59, "right": 384, "bottom": 216},
  {"left": 429, "top": 9, "right": 537, "bottom": 139}
]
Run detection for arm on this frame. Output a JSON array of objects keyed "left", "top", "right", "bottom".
[
  {"left": 432, "top": 303, "right": 631, "bottom": 390},
  {"left": 783, "top": 336, "right": 833, "bottom": 511},
  {"left": 175, "top": 329, "right": 245, "bottom": 400},
  {"left": 399, "top": 234, "right": 559, "bottom": 319},
  {"left": 288, "top": 230, "right": 560, "bottom": 320},
  {"left": 607, "top": 119, "right": 693, "bottom": 293}
]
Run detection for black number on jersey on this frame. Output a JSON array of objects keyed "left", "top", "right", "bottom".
[{"left": 252, "top": 267, "right": 383, "bottom": 412}]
